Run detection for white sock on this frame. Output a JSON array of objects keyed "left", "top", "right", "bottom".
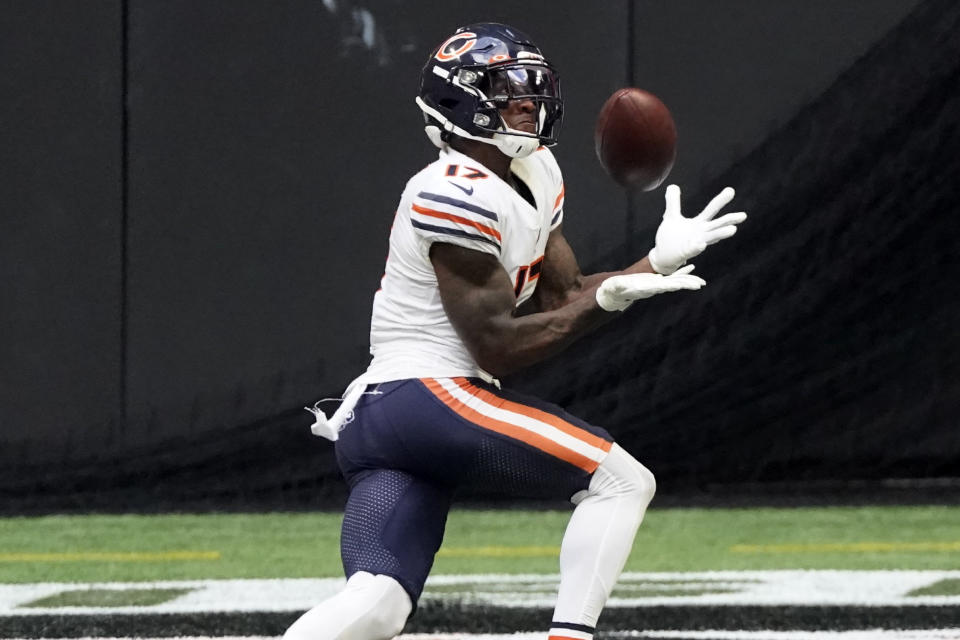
[
  {"left": 283, "top": 571, "right": 412, "bottom": 640},
  {"left": 550, "top": 443, "right": 656, "bottom": 638}
]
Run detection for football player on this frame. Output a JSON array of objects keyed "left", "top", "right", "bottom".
[{"left": 285, "top": 22, "right": 746, "bottom": 640}]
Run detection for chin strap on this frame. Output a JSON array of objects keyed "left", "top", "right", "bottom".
[
  {"left": 493, "top": 127, "right": 541, "bottom": 158},
  {"left": 424, "top": 123, "right": 448, "bottom": 151},
  {"left": 417, "top": 97, "right": 541, "bottom": 159}
]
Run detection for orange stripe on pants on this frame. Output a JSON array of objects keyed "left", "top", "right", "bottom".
[
  {"left": 453, "top": 378, "right": 613, "bottom": 454},
  {"left": 422, "top": 378, "right": 603, "bottom": 473}
]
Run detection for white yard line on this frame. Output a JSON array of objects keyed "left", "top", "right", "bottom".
[{"left": 1, "top": 571, "right": 960, "bottom": 615}]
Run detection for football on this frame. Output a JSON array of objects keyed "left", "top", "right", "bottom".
[{"left": 594, "top": 87, "right": 677, "bottom": 191}]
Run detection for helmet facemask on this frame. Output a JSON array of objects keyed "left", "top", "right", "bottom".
[{"left": 459, "top": 61, "right": 562, "bottom": 156}]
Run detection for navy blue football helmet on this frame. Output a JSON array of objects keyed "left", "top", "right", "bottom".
[{"left": 416, "top": 23, "right": 563, "bottom": 158}]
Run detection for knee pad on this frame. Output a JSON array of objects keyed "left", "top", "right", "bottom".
[
  {"left": 283, "top": 571, "right": 412, "bottom": 640},
  {"left": 575, "top": 443, "right": 656, "bottom": 509},
  {"left": 339, "top": 572, "right": 411, "bottom": 639}
]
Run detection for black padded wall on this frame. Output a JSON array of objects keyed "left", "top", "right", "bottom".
[
  {"left": 0, "top": 2, "right": 122, "bottom": 463},
  {"left": 630, "top": 0, "right": 923, "bottom": 205}
]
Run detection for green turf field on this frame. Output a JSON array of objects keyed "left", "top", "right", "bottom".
[{"left": 1, "top": 505, "right": 958, "bottom": 583}]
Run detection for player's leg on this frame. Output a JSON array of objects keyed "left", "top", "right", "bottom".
[
  {"left": 283, "top": 570, "right": 409, "bottom": 640},
  {"left": 414, "top": 377, "right": 655, "bottom": 640},
  {"left": 550, "top": 443, "right": 655, "bottom": 640},
  {"left": 283, "top": 468, "right": 452, "bottom": 640},
  {"left": 285, "top": 379, "right": 473, "bottom": 640}
]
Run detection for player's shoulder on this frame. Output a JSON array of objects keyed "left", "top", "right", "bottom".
[
  {"left": 407, "top": 148, "right": 505, "bottom": 207},
  {"left": 401, "top": 149, "right": 504, "bottom": 256},
  {"left": 532, "top": 145, "right": 561, "bottom": 170}
]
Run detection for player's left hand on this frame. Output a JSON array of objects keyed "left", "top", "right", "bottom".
[
  {"left": 596, "top": 265, "right": 705, "bottom": 312},
  {"left": 648, "top": 185, "right": 747, "bottom": 275}
]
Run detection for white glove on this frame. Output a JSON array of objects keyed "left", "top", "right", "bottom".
[
  {"left": 648, "top": 185, "right": 747, "bottom": 275},
  {"left": 596, "top": 265, "right": 706, "bottom": 312}
]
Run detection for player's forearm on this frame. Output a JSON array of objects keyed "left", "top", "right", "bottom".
[
  {"left": 547, "top": 255, "right": 656, "bottom": 310},
  {"left": 472, "top": 288, "right": 616, "bottom": 376},
  {"left": 586, "top": 255, "right": 656, "bottom": 284}
]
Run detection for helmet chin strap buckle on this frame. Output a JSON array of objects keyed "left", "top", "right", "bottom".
[{"left": 493, "top": 126, "right": 540, "bottom": 158}]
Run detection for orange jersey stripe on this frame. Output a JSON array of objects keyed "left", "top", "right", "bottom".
[
  {"left": 422, "top": 379, "right": 601, "bottom": 473},
  {"left": 411, "top": 203, "right": 502, "bottom": 241},
  {"left": 453, "top": 378, "right": 613, "bottom": 455},
  {"left": 553, "top": 183, "right": 565, "bottom": 211}
]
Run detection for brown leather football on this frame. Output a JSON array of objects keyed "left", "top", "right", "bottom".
[{"left": 594, "top": 88, "right": 677, "bottom": 191}]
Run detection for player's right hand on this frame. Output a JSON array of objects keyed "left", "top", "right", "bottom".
[
  {"left": 648, "top": 185, "right": 747, "bottom": 275},
  {"left": 595, "top": 265, "right": 705, "bottom": 312}
]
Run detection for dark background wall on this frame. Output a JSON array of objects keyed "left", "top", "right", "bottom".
[
  {"left": 522, "top": 0, "right": 959, "bottom": 496},
  {"left": 2, "top": 0, "right": 953, "bottom": 511},
  {"left": 1, "top": 1, "right": 123, "bottom": 464},
  {"left": 632, "top": 0, "right": 923, "bottom": 197}
]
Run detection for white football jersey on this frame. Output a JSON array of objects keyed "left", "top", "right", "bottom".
[{"left": 358, "top": 145, "right": 565, "bottom": 384}]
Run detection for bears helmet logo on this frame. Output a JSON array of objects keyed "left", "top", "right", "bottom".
[{"left": 435, "top": 32, "right": 477, "bottom": 61}]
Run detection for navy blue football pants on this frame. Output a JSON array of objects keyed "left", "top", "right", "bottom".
[{"left": 334, "top": 377, "right": 614, "bottom": 605}]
